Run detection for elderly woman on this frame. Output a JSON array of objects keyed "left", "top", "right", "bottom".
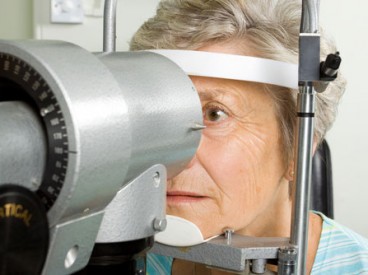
[{"left": 130, "top": 0, "right": 368, "bottom": 274}]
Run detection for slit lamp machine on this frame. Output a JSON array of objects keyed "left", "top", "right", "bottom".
[{"left": 0, "top": 0, "right": 340, "bottom": 274}]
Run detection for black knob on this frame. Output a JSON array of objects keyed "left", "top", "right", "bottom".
[
  {"left": 0, "top": 184, "right": 49, "bottom": 275},
  {"left": 320, "top": 52, "right": 342, "bottom": 80}
]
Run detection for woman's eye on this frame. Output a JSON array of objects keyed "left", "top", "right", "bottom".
[{"left": 204, "top": 106, "right": 229, "bottom": 122}]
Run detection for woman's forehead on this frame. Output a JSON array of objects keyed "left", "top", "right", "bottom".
[
  {"left": 192, "top": 76, "right": 269, "bottom": 111},
  {"left": 192, "top": 75, "right": 263, "bottom": 95},
  {"left": 197, "top": 88, "right": 239, "bottom": 102}
]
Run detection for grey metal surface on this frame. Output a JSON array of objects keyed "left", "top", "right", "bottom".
[
  {"left": 103, "top": 0, "right": 117, "bottom": 52},
  {"left": 97, "top": 51, "right": 203, "bottom": 181},
  {"left": 290, "top": 1, "right": 322, "bottom": 274},
  {"left": 252, "top": 259, "right": 267, "bottom": 274},
  {"left": 298, "top": 35, "right": 320, "bottom": 82},
  {"left": 0, "top": 101, "right": 46, "bottom": 190},
  {"left": 96, "top": 164, "right": 167, "bottom": 242},
  {"left": 42, "top": 211, "right": 104, "bottom": 275},
  {"left": 151, "top": 235, "right": 289, "bottom": 272},
  {"left": 278, "top": 247, "right": 297, "bottom": 275},
  {"left": 300, "top": 0, "right": 320, "bottom": 33},
  {"left": 290, "top": 84, "right": 316, "bottom": 275},
  {"left": 0, "top": 39, "right": 130, "bottom": 226},
  {"left": 0, "top": 39, "right": 202, "bottom": 274},
  {"left": 0, "top": 40, "right": 202, "bottom": 226}
]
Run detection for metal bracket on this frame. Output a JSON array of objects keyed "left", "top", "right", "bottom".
[
  {"left": 151, "top": 235, "right": 289, "bottom": 273},
  {"left": 96, "top": 164, "right": 167, "bottom": 243},
  {"left": 42, "top": 210, "right": 104, "bottom": 275}
]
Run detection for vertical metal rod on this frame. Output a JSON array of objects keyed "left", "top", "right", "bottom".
[
  {"left": 290, "top": 84, "right": 316, "bottom": 275},
  {"left": 290, "top": 1, "right": 320, "bottom": 274},
  {"left": 103, "top": 0, "right": 117, "bottom": 52},
  {"left": 300, "top": 0, "right": 320, "bottom": 33}
]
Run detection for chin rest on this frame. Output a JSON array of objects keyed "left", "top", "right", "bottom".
[{"left": 311, "top": 139, "right": 334, "bottom": 218}]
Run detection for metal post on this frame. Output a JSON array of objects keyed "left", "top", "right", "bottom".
[
  {"left": 290, "top": 84, "right": 316, "bottom": 275},
  {"left": 300, "top": 0, "right": 320, "bottom": 33},
  {"left": 103, "top": 0, "right": 117, "bottom": 52},
  {"left": 252, "top": 259, "right": 267, "bottom": 274},
  {"left": 290, "top": 1, "right": 320, "bottom": 274}
]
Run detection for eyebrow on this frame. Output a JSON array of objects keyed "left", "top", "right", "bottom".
[
  {"left": 197, "top": 87, "right": 250, "bottom": 115},
  {"left": 197, "top": 89, "right": 227, "bottom": 101},
  {"left": 198, "top": 88, "right": 246, "bottom": 107}
]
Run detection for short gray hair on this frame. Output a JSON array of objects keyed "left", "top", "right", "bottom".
[{"left": 130, "top": 0, "right": 346, "bottom": 163}]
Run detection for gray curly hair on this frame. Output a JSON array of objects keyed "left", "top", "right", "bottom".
[{"left": 130, "top": 0, "right": 346, "bottom": 164}]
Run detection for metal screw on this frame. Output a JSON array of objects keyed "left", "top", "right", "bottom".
[
  {"left": 191, "top": 123, "right": 206, "bottom": 131},
  {"left": 153, "top": 218, "right": 167, "bottom": 232},
  {"left": 153, "top": 172, "right": 160, "bottom": 188},
  {"left": 224, "top": 228, "right": 234, "bottom": 244}
]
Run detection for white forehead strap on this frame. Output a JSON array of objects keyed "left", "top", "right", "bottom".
[{"left": 148, "top": 49, "right": 298, "bottom": 89}]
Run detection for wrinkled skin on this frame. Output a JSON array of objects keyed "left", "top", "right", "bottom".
[
  {"left": 167, "top": 42, "right": 322, "bottom": 275},
  {"left": 166, "top": 42, "right": 293, "bottom": 240}
]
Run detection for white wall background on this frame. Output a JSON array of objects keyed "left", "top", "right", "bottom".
[
  {"left": 0, "top": 0, "right": 33, "bottom": 39},
  {"left": 0, "top": 0, "right": 367, "bottom": 236},
  {"left": 33, "top": 0, "right": 160, "bottom": 51},
  {"left": 320, "top": 0, "right": 368, "bottom": 236}
]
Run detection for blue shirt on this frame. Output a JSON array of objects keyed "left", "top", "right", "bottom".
[
  {"left": 147, "top": 213, "right": 368, "bottom": 274},
  {"left": 311, "top": 212, "right": 368, "bottom": 274}
]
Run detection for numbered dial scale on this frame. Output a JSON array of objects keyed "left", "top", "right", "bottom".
[
  {"left": 0, "top": 40, "right": 131, "bottom": 225},
  {"left": 0, "top": 53, "right": 69, "bottom": 210},
  {"left": 0, "top": 39, "right": 203, "bottom": 228}
]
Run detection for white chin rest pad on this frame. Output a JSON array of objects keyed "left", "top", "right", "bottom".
[{"left": 155, "top": 215, "right": 218, "bottom": 247}]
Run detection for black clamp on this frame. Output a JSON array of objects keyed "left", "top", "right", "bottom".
[{"left": 320, "top": 52, "right": 341, "bottom": 81}]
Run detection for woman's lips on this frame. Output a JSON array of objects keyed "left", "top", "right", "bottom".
[{"left": 166, "top": 191, "right": 208, "bottom": 204}]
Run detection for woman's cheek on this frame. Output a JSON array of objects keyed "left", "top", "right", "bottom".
[{"left": 199, "top": 132, "right": 256, "bottom": 183}]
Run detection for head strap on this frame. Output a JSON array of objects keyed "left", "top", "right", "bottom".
[{"left": 148, "top": 49, "right": 298, "bottom": 89}]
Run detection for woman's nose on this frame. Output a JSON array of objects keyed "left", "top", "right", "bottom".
[
  {"left": 186, "top": 135, "right": 205, "bottom": 169},
  {"left": 186, "top": 154, "right": 197, "bottom": 169}
]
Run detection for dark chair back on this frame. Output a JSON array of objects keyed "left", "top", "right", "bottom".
[{"left": 311, "top": 139, "right": 334, "bottom": 218}]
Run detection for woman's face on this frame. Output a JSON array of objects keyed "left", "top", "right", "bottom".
[{"left": 166, "top": 43, "right": 290, "bottom": 239}]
